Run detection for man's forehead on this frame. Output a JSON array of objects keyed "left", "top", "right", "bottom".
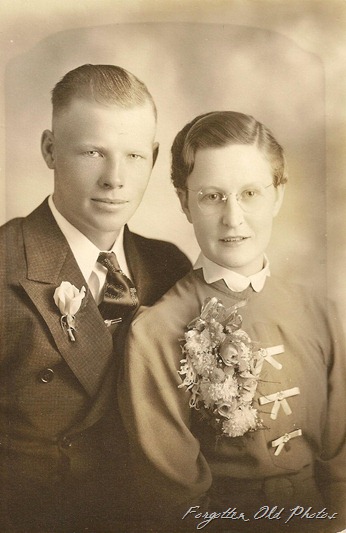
[
  {"left": 51, "top": 103, "right": 157, "bottom": 147},
  {"left": 52, "top": 97, "right": 156, "bottom": 125}
]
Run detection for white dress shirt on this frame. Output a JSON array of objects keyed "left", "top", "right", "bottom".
[
  {"left": 193, "top": 253, "right": 270, "bottom": 292},
  {"left": 48, "top": 195, "right": 131, "bottom": 304}
]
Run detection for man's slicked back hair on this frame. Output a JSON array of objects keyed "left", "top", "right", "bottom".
[{"left": 52, "top": 64, "right": 157, "bottom": 119}]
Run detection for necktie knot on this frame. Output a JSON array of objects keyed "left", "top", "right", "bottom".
[
  {"left": 97, "top": 252, "right": 138, "bottom": 322},
  {"left": 97, "top": 252, "right": 121, "bottom": 274}
]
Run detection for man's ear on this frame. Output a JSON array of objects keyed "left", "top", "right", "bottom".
[
  {"left": 41, "top": 130, "right": 56, "bottom": 169},
  {"left": 177, "top": 188, "right": 193, "bottom": 223},
  {"left": 152, "top": 142, "right": 159, "bottom": 168},
  {"left": 273, "top": 183, "right": 285, "bottom": 217}
]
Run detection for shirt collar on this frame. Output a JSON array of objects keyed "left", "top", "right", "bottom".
[
  {"left": 193, "top": 253, "right": 270, "bottom": 292},
  {"left": 48, "top": 195, "right": 127, "bottom": 282}
]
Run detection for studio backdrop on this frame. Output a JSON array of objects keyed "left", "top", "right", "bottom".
[{"left": 5, "top": 22, "right": 327, "bottom": 291}]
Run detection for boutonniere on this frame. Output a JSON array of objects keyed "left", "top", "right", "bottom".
[
  {"left": 178, "top": 297, "right": 264, "bottom": 438},
  {"left": 54, "top": 282, "right": 86, "bottom": 342}
]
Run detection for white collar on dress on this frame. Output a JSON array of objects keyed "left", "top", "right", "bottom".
[{"left": 193, "top": 253, "right": 270, "bottom": 292}]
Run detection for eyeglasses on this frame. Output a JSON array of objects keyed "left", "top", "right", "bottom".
[{"left": 185, "top": 183, "right": 274, "bottom": 215}]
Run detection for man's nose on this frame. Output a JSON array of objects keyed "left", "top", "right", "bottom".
[
  {"left": 221, "top": 194, "right": 245, "bottom": 227},
  {"left": 99, "top": 159, "right": 124, "bottom": 189}
]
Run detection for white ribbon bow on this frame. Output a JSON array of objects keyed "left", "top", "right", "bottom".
[
  {"left": 259, "top": 387, "right": 300, "bottom": 420},
  {"left": 271, "top": 429, "right": 303, "bottom": 456},
  {"left": 258, "top": 344, "right": 285, "bottom": 370}
]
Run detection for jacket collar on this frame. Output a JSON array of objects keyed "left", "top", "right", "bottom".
[{"left": 19, "top": 199, "right": 113, "bottom": 397}]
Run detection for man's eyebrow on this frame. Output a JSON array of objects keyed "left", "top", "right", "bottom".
[{"left": 78, "top": 143, "right": 106, "bottom": 151}]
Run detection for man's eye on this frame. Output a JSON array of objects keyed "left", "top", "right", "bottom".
[
  {"left": 129, "top": 154, "right": 143, "bottom": 160},
  {"left": 85, "top": 151, "right": 101, "bottom": 158}
]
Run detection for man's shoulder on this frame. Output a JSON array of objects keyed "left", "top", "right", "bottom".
[
  {"left": 127, "top": 229, "right": 191, "bottom": 275},
  {"left": 0, "top": 215, "right": 24, "bottom": 233},
  {"left": 0, "top": 216, "right": 25, "bottom": 247},
  {"left": 1, "top": 200, "right": 52, "bottom": 253},
  {"left": 129, "top": 230, "right": 187, "bottom": 255},
  {"left": 125, "top": 228, "right": 192, "bottom": 306},
  {"left": 0, "top": 200, "right": 51, "bottom": 238}
]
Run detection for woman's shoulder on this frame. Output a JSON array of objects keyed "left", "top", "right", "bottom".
[
  {"left": 264, "top": 274, "right": 339, "bottom": 337},
  {"left": 266, "top": 274, "right": 327, "bottom": 304}
]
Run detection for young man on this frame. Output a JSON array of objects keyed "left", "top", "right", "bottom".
[{"left": 0, "top": 64, "right": 190, "bottom": 532}]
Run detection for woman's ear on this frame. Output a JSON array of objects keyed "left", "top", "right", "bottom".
[
  {"left": 272, "top": 184, "right": 285, "bottom": 217},
  {"left": 41, "top": 130, "right": 56, "bottom": 169},
  {"left": 177, "top": 188, "right": 193, "bottom": 223}
]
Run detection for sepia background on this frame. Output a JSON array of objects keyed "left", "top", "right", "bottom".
[{"left": 1, "top": 0, "right": 345, "bottom": 324}]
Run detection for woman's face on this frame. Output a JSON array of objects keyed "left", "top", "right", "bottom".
[{"left": 178, "top": 144, "right": 285, "bottom": 276}]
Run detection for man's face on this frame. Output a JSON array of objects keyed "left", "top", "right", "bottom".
[
  {"left": 41, "top": 98, "right": 158, "bottom": 250},
  {"left": 178, "top": 144, "right": 284, "bottom": 276}
]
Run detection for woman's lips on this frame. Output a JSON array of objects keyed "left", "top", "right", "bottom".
[
  {"left": 219, "top": 236, "right": 250, "bottom": 247},
  {"left": 220, "top": 236, "right": 249, "bottom": 242}
]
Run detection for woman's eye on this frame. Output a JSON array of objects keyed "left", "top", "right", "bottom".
[
  {"left": 205, "top": 193, "right": 222, "bottom": 202},
  {"left": 243, "top": 189, "right": 258, "bottom": 198}
]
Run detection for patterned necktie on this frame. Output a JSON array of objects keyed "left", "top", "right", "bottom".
[{"left": 97, "top": 252, "right": 139, "bottom": 323}]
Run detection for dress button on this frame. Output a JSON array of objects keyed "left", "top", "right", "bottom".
[
  {"left": 38, "top": 368, "right": 54, "bottom": 383},
  {"left": 60, "top": 436, "right": 72, "bottom": 449}
]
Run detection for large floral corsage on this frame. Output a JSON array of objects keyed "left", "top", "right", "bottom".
[{"left": 178, "top": 297, "right": 264, "bottom": 438}]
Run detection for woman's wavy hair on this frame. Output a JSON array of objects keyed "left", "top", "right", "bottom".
[{"left": 171, "top": 111, "right": 288, "bottom": 189}]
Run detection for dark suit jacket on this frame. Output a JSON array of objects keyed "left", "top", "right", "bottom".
[{"left": 0, "top": 199, "right": 191, "bottom": 532}]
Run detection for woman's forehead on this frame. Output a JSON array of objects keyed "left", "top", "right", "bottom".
[{"left": 189, "top": 144, "right": 273, "bottom": 185}]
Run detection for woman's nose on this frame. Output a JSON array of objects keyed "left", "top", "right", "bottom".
[{"left": 221, "top": 194, "right": 245, "bottom": 227}]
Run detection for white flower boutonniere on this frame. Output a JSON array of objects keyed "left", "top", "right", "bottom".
[
  {"left": 178, "top": 297, "right": 265, "bottom": 438},
  {"left": 54, "top": 282, "right": 86, "bottom": 341}
]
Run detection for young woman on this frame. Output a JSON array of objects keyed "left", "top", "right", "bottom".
[{"left": 119, "top": 112, "right": 346, "bottom": 532}]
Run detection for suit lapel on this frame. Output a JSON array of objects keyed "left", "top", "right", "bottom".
[{"left": 19, "top": 200, "right": 113, "bottom": 397}]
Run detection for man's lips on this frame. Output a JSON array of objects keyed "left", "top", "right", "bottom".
[{"left": 92, "top": 198, "right": 128, "bottom": 205}]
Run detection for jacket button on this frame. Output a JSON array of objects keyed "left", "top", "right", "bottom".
[
  {"left": 60, "top": 436, "right": 72, "bottom": 448},
  {"left": 38, "top": 368, "right": 54, "bottom": 383}
]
